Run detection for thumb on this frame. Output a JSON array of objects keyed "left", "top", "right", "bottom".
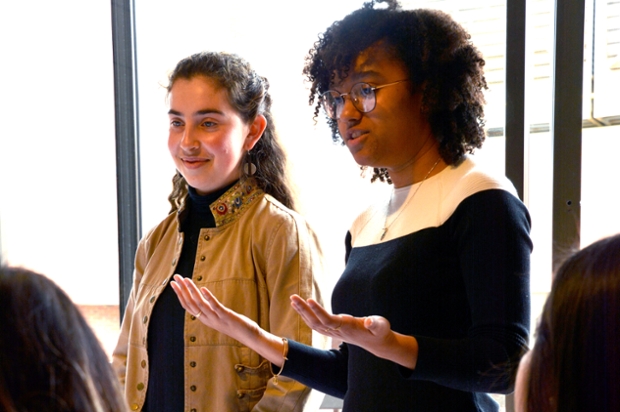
[{"left": 363, "top": 316, "right": 390, "bottom": 333}]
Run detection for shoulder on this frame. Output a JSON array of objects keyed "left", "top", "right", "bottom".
[
  {"left": 252, "top": 194, "right": 316, "bottom": 236},
  {"left": 248, "top": 195, "right": 323, "bottom": 263},
  {"left": 438, "top": 157, "right": 522, "bottom": 222},
  {"left": 445, "top": 156, "right": 518, "bottom": 199},
  {"left": 139, "top": 212, "right": 179, "bottom": 249},
  {"left": 257, "top": 194, "right": 303, "bottom": 223},
  {"left": 445, "top": 184, "right": 532, "bottom": 251},
  {"left": 452, "top": 188, "right": 530, "bottom": 224},
  {"left": 133, "top": 212, "right": 180, "bottom": 269},
  {"left": 349, "top": 202, "right": 384, "bottom": 241}
]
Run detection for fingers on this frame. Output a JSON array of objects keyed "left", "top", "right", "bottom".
[
  {"left": 290, "top": 295, "right": 345, "bottom": 335},
  {"left": 290, "top": 296, "right": 322, "bottom": 329},
  {"left": 170, "top": 275, "right": 199, "bottom": 315},
  {"left": 171, "top": 275, "right": 232, "bottom": 322},
  {"left": 171, "top": 275, "right": 214, "bottom": 319},
  {"left": 169, "top": 276, "right": 260, "bottom": 345}
]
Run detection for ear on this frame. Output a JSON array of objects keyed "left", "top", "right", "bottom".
[{"left": 244, "top": 114, "right": 267, "bottom": 151}]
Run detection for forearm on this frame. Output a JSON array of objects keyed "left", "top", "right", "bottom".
[
  {"left": 245, "top": 326, "right": 287, "bottom": 367},
  {"left": 171, "top": 276, "right": 288, "bottom": 367},
  {"left": 202, "top": 300, "right": 289, "bottom": 367},
  {"left": 373, "top": 331, "right": 419, "bottom": 370},
  {"left": 281, "top": 340, "right": 349, "bottom": 399}
]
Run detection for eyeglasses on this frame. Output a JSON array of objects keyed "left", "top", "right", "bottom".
[{"left": 319, "top": 79, "right": 409, "bottom": 120}]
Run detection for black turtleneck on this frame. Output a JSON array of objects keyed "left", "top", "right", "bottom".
[{"left": 144, "top": 182, "right": 236, "bottom": 412}]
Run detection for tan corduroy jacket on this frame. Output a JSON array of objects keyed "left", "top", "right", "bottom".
[{"left": 112, "top": 179, "right": 325, "bottom": 412}]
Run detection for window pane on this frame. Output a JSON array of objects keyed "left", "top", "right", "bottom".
[
  {"left": 0, "top": 0, "right": 120, "bottom": 355},
  {"left": 592, "top": 0, "right": 620, "bottom": 120}
]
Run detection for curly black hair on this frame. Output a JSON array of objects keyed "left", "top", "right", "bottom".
[{"left": 304, "top": 0, "right": 488, "bottom": 182}]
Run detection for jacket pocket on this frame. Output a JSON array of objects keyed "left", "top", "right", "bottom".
[
  {"left": 234, "top": 359, "right": 271, "bottom": 411},
  {"left": 235, "top": 386, "right": 267, "bottom": 412}
]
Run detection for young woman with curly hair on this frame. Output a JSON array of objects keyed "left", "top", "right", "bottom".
[{"left": 172, "top": 2, "right": 532, "bottom": 411}]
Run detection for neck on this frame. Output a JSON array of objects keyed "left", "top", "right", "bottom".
[{"left": 389, "top": 148, "right": 447, "bottom": 188}]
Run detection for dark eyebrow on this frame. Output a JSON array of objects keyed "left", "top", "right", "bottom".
[
  {"left": 167, "top": 109, "right": 225, "bottom": 116},
  {"left": 351, "top": 69, "right": 384, "bottom": 82},
  {"left": 331, "top": 70, "right": 384, "bottom": 89}
]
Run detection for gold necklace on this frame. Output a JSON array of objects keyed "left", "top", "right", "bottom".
[{"left": 380, "top": 157, "right": 441, "bottom": 241}]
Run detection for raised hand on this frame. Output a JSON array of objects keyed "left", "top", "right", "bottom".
[
  {"left": 290, "top": 295, "right": 418, "bottom": 370},
  {"left": 170, "top": 275, "right": 258, "bottom": 339},
  {"left": 170, "top": 275, "right": 286, "bottom": 366}
]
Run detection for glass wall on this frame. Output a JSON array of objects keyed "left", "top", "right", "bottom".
[{"left": 0, "top": 0, "right": 120, "bottom": 354}]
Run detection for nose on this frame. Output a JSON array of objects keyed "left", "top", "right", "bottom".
[
  {"left": 180, "top": 127, "right": 199, "bottom": 152},
  {"left": 338, "top": 93, "right": 361, "bottom": 122},
  {"left": 337, "top": 97, "right": 361, "bottom": 139}
]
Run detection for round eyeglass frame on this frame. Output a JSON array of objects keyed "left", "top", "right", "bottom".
[{"left": 319, "top": 79, "right": 409, "bottom": 120}]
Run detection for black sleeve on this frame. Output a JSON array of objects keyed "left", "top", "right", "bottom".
[
  {"left": 409, "top": 190, "right": 532, "bottom": 394},
  {"left": 278, "top": 340, "right": 349, "bottom": 399}
]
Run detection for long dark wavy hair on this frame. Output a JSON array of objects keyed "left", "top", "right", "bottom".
[
  {"left": 0, "top": 265, "right": 128, "bottom": 412},
  {"left": 166, "top": 51, "right": 295, "bottom": 211},
  {"left": 304, "top": 0, "right": 487, "bottom": 182},
  {"left": 525, "top": 234, "right": 620, "bottom": 411}
]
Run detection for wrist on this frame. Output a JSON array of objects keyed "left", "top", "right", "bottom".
[
  {"left": 371, "top": 331, "right": 418, "bottom": 370},
  {"left": 392, "top": 333, "right": 418, "bottom": 370},
  {"left": 269, "top": 337, "right": 289, "bottom": 384}
]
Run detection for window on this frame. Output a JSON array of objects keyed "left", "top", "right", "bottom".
[{"left": 0, "top": 0, "right": 120, "bottom": 354}]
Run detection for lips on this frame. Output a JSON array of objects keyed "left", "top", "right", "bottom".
[
  {"left": 180, "top": 157, "right": 210, "bottom": 169},
  {"left": 346, "top": 129, "right": 368, "bottom": 142},
  {"left": 342, "top": 129, "right": 370, "bottom": 156}
]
